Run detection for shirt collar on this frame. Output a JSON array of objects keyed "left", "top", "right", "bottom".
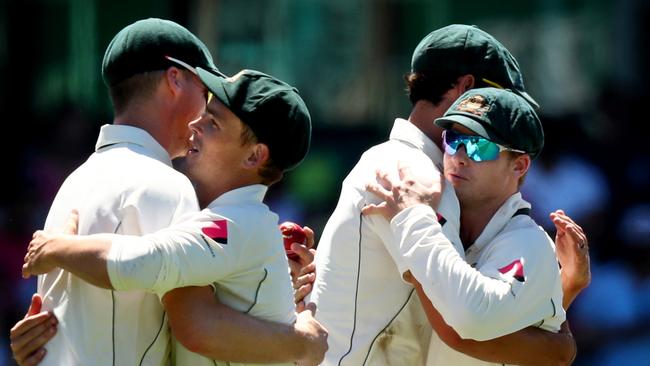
[
  {"left": 95, "top": 124, "right": 171, "bottom": 166},
  {"left": 471, "top": 192, "right": 532, "bottom": 251},
  {"left": 389, "top": 118, "right": 444, "bottom": 166},
  {"left": 205, "top": 184, "right": 268, "bottom": 209}
]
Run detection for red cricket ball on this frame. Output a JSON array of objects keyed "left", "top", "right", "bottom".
[{"left": 279, "top": 221, "right": 306, "bottom": 260}]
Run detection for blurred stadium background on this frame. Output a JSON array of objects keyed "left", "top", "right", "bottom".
[{"left": 1, "top": 0, "right": 649, "bottom": 364}]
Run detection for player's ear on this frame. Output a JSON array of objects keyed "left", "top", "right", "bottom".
[
  {"left": 164, "top": 67, "right": 184, "bottom": 96},
  {"left": 512, "top": 153, "right": 531, "bottom": 179},
  {"left": 447, "top": 74, "right": 475, "bottom": 102},
  {"left": 243, "top": 143, "right": 270, "bottom": 169},
  {"left": 456, "top": 74, "right": 475, "bottom": 93}
]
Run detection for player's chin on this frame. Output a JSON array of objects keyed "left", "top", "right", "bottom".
[
  {"left": 451, "top": 184, "right": 474, "bottom": 202},
  {"left": 172, "top": 155, "right": 191, "bottom": 174}
]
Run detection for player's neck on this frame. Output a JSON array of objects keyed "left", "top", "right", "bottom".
[
  {"left": 196, "top": 173, "right": 262, "bottom": 209},
  {"left": 458, "top": 187, "right": 519, "bottom": 246},
  {"left": 458, "top": 198, "right": 503, "bottom": 246},
  {"left": 407, "top": 100, "right": 447, "bottom": 147},
  {"left": 113, "top": 100, "right": 176, "bottom": 156}
]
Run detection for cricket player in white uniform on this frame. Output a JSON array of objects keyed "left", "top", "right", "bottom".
[
  {"left": 23, "top": 69, "right": 326, "bottom": 366},
  {"left": 364, "top": 87, "right": 567, "bottom": 365},
  {"left": 19, "top": 18, "right": 215, "bottom": 366},
  {"left": 310, "top": 25, "right": 582, "bottom": 365},
  {"left": 11, "top": 19, "right": 327, "bottom": 366}
]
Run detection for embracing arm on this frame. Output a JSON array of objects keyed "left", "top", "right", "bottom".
[
  {"left": 408, "top": 273, "right": 576, "bottom": 365},
  {"left": 163, "top": 286, "right": 327, "bottom": 365},
  {"left": 22, "top": 232, "right": 114, "bottom": 289},
  {"left": 24, "top": 218, "right": 245, "bottom": 293},
  {"left": 363, "top": 167, "right": 547, "bottom": 339},
  {"left": 388, "top": 205, "right": 563, "bottom": 340}
]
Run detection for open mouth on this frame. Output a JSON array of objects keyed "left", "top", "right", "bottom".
[{"left": 188, "top": 135, "right": 200, "bottom": 154}]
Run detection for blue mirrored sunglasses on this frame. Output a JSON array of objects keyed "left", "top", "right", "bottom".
[{"left": 442, "top": 130, "right": 526, "bottom": 162}]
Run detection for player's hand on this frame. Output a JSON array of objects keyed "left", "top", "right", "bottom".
[
  {"left": 10, "top": 294, "right": 58, "bottom": 366},
  {"left": 551, "top": 210, "right": 591, "bottom": 307},
  {"left": 23, "top": 210, "right": 79, "bottom": 278},
  {"left": 362, "top": 161, "right": 444, "bottom": 220},
  {"left": 22, "top": 231, "right": 61, "bottom": 279},
  {"left": 551, "top": 209, "right": 590, "bottom": 289},
  {"left": 294, "top": 302, "right": 328, "bottom": 366},
  {"left": 288, "top": 226, "right": 317, "bottom": 312}
]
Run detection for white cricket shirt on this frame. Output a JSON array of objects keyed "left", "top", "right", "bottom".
[
  {"left": 390, "top": 193, "right": 566, "bottom": 365},
  {"left": 107, "top": 184, "right": 296, "bottom": 366},
  {"left": 310, "top": 119, "right": 463, "bottom": 365},
  {"left": 38, "top": 124, "right": 199, "bottom": 366}
]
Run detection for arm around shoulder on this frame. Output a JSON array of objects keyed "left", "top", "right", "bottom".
[
  {"left": 393, "top": 215, "right": 563, "bottom": 341},
  {"left": 23, "top": 231, "right": 114, "bottom": 289}
]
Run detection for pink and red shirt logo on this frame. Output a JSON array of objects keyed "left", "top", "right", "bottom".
[{"left": 201, "top": 219, "right": 228, "bottom": 245}]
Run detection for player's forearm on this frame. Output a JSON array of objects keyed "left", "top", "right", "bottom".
[
  {"left": 462, "top": 324, "right": 575, "bottom": 366},
  {"left": 449, "top": 326, "right": 575, "bottom": 366},
  {"left": 164, "top": 287, "right": 308, "bottom": 363},
  {"left": 191, "top": 308, "right": 308, "bottom": 362},
  {"left": 415, "top": 281, "right": 575, "bottom": 365},
  {"left": 49, "top": 234, "right": 113, "bottom": 289}
]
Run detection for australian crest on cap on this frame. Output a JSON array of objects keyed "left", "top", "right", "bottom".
[{"left": 455, "top": 94, "right": 490, "bottom": 116}]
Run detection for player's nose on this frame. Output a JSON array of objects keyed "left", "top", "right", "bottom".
[
  {"left": 188, "top": 115, "right": 205, "bottom": 134},
  {"left": 451, "top": 144, "right": 470, "bottom": 165}
]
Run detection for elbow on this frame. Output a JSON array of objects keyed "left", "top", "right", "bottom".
[
  {"left": 170, "top": 318, "right": 223, "bottom": 358},
  {"left": 175, "top": 331, "right": 207, "bottom": 355},
  {"left": 555, "top": 339, "right": 577, "bottom": 366},
  {"left": 437, "top": 329, "right": 468, "bottom": 352},
  {"left": 547, "top": 353, "right": 574, "bottom": 366},
  {"left": 171, "top": 322, "right": 204, "bottom": 354}
]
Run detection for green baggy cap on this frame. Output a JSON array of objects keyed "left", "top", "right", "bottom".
[
  {"left": 411, "top": 24, "right": 539, "bottom": 109},
  {"left": 102, "top": 18, "right": 221, "bottom": 86},
  {"left": 197, "top": 68, "right": 311, "bottom": 172},
  {"left": 435, "top": 87, "right": 544, "bottom": 159}
]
